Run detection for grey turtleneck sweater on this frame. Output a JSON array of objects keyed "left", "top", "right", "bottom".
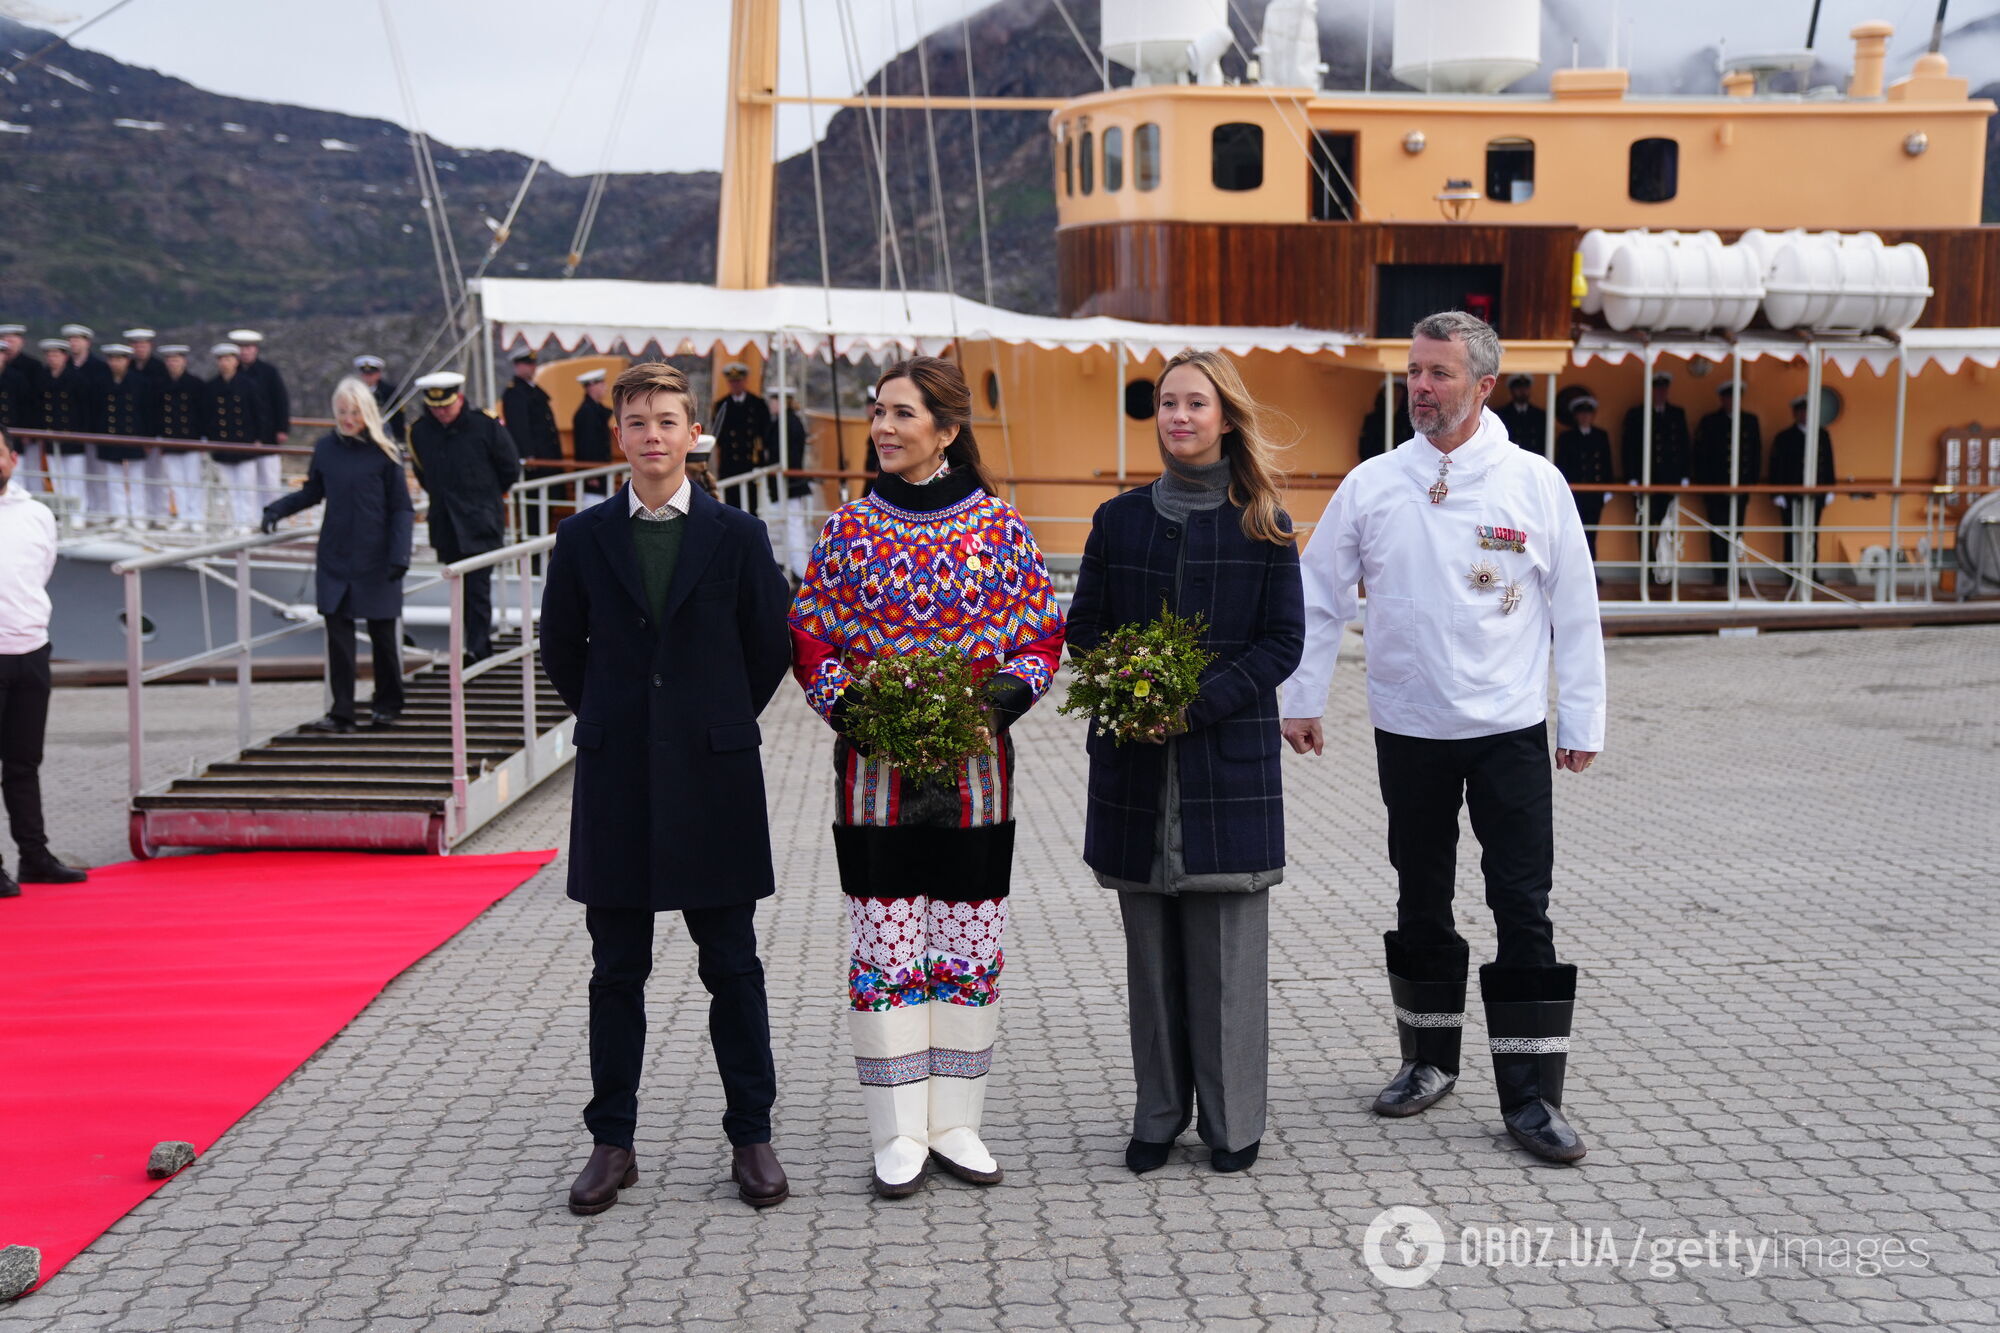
[{"left": 1152, "top": 455, "right": 1232, "bottom": 523}]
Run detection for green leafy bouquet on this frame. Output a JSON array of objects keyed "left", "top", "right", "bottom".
[
  {"left": 840, "top": 652, "right": 994, "bottom": 778},
  {"left": 1060, "top": 606, "right": 1214, "bottom": 745}
]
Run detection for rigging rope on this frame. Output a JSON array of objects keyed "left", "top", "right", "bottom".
[
  {"left": 961, "top": 1, "right": 997, "bottom": 308},
  {"left": 378, "top": 0, "right": 465, "bottom": 324},
  {"left": 910, "top": 0, "right": 960, "bottom": 345},
  {"left": 1048, "top": 0, "right": 1106, "bottom": 90},
  {"left": 1, "top": 0, "right": 144, "bottom": 79},
  {"left": 566, "top": 0, "right": 658, "bottom": 276},
  {"left": 1222, "top": 0, "right": 1361, "bottom": 219},
  {"left": 834, "top": 0, "right": 911, "bottom": 318}
]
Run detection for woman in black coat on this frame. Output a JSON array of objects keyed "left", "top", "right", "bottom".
[
  {"left": 262, "top": 378, "right": 415, "bottom": 733},
  {"left": 1067, "top": 350, "right": 1304, "bottom": 1177}
]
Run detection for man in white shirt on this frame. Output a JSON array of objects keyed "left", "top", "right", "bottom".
[
  {"left": 0, "top": 425, "right": 90, "bottom": 897},
  {"left": 1280, "top": 311, "right": 1604, "bottom": 1164}
]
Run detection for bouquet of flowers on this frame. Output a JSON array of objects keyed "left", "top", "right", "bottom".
[
  {"left": 1059, "top": 606, "right": 1214, "bottom": 745},
  {"left": 840, "top": 652, "right": 994, "bottom": 778}
]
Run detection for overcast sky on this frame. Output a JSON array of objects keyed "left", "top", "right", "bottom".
[{"left": 24, "top": 0, "right": 2000, "bottom": 176}]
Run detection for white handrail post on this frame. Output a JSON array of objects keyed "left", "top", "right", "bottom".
[
  {"left": 125, "top": 569, "right": 145, "bottom": 800},
  {"left": 235, "top": 547, "right": 253, "bottom": 750},
  {"left": 520, "top": 550, "right": 538, "bottom": 782},
  {"left": 1889, "top": 339, "right": 1908, "bottom": 605},
  {"left": 448, "top": 572, "right": 468, "bottom": 841}
]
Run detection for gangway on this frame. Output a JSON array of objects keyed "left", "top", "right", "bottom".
[{"left": 114, "top": 530, "right": 573, "bottom": 857}]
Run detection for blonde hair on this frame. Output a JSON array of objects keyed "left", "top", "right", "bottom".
[
  {"left": 1155, "top": 350, "right": 1295, "bottom": 545},
  {"left": 332, "top": 377, "right": 400, "bottom": 462}
]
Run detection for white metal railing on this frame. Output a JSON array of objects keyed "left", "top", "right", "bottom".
[{"left": 440, "top": 535, "right": 557, "bottom": 837}]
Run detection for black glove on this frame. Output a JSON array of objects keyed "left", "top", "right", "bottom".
[
  {"left": 259, "top": 510, "right": 279, "bottom": 535},
  {"left": 984, "top": 673, "right": 1033, "bottom": 733},
  {"left": 388, "top": 565, "right": 408, "bottom": 582}
]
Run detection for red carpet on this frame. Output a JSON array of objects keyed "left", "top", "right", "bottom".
[{"left": 0, "top": 849, "right": 556, "bottom": 1298}]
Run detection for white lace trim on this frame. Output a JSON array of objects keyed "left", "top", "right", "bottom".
[
  {"left": 926, "top": 898, "right": 1008, "bottom": 965},
  {"left": 1395, "top": 1006, "right": 1465, "bottom": 1029},
  {"left": 1489, "top": 1036, "right": 1570, "bottom": 1055},
  {"left": 849, "top": 897, "right": 928, "bottom": 974}
]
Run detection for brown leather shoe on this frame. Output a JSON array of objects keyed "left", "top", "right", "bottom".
[
  {"left": 731, "top": 1142, "right": 789, "bottom": 1208},
  {"left": 567, "top": 1143, "right": 637, "bottom": 1215}
]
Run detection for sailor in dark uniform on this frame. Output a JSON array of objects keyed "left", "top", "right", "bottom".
[
  {"left": 205, "top": 342, "right": 272, "bottom": 531},
  {"left": 1769, "top": 395, "right": 1837, "bottom": 571},
  {"left": 1496, "top": 373, "right": 1546, "bottom": 450},
  {"left": 1620, "top": 371, "right": 1691, "bottom": 526},
  {"left": 409, "top": 371, "right": 521, "bottom": 662},
  {"left": 711, "top": 360, "right": 771, "bottom": 511},
  {"left": 570, "top": 368, "right": 614, "bottom": 498},
  {"left": 501, "top": 348, "right": 564, "bottom": 533},
  {"left": 124, "top": 328, "right": 170, "bottom": 388},
  {"left": 155, "top": 345, "right": 207, "bottom": 531},
  {"left": 0, "top": 340, "right": 28, "bottom": 434},
  {"left": 63, "top": 324, "right": 110, "bottom": 391},
  {"left": 231, "top": 329, "right": 290, "bottom": 508},
  {"left": 0, "top": 325, "right": 39, "bottom": 385},
  {"left": 354, "top": 354, "right": 405, "bottom": 443},
  {"left": 0, "top": 327, "right": 39, "bottom": 488},
  {"left": 1554, "top": 396, "right": 1614, "bottom": 559},
  {"left": 1691, "top": 383, "right": 1763, "bottom": 586},
  {"left": 37, "top": 340, "right": 94, "bottom": 525},
  {"left": 96, "top": 344, "right": 154, "bottom": 525},
  {"left": 1358, "top": 379, "right": 1412, "bottom": 461}
]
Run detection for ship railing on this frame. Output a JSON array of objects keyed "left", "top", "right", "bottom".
[
  {"left": 9, "top": 429, "right": 315, "bottom": 538},
  {"left": 109, "top": 523, "right": 568, "bottom": 845}
]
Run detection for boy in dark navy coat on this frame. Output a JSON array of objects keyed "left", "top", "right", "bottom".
[{"left": 539, "top": 362, "right": 794, "bottom": 1215}]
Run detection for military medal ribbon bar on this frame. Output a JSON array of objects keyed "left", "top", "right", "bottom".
[{"left": 1475, "top": 524, "right": 1528, "bottom": 553}]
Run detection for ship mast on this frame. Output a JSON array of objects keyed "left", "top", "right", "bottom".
[{"left": 716, "top": 0, "right": 781, "bottom": 292}]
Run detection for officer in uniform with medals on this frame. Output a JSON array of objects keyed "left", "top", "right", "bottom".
[
  {"left": 1280, "top": 311, "right": 1606, "bottom": 1164},
  {"left": 710, "top": 360, "right": 771, "bottom": 511}
]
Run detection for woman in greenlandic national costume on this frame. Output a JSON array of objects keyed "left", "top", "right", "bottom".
[{"left": 1066, "top": 350, "right": 1305, "bottom": 1175}]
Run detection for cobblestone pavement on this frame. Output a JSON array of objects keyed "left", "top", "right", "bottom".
[{"left": 9, "top": 627, "right": 2000, "bottom": 1331}]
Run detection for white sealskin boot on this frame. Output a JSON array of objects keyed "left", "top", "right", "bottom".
[
  {"left": 849, "top": 1007, "right": 930, "bottom": 1197},
  {"left": 928, "top": 1000, "right": 1002, "bottom": 1185}
]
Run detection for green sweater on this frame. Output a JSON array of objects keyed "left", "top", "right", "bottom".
[{"left": 629, "top": 514, "right": 686, "bottom": 626}]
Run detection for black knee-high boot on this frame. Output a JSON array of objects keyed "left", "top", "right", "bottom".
[
  {"left": 1480, "top": 963, "right": 1586, "bottom": 1163},
  {"left": 1373, "top": 931, "right": 1468, "bottom": 1117}
]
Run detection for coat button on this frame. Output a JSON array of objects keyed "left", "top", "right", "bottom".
[
  {"left": 652, "top": 674, "right": 662, "bottom": 687},
  {"left": 637, "top": 616, "right": 648, "bottom": 629},
  {"left": 1165, "top": 525, "right": 1181, "bottom": 540}
]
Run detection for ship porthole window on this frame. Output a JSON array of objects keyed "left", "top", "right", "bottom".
[
  {"left": 1079, "top": 130, "right": 1095, "bottom": 195},
  {"left": 1125, "top": 378, "right": 1156, "bottom": 420},
  {"left": 1103, "top": 125, "right": 1124, "bottom": 193},
  {"left": 1135, "top": 123, "right": 1162, "bottom": 191},
  {"left": 984, "top": 370, "right": 1001, "bottom": 410},
  {"left": 1486, "top": 137, "right": 1534, "bottom": 204},
  {"left": 1062, "top": 130, "right": 1073, "bottom": 196},
  {"left": 1212, "top": 122, "right": 1263, "bottom": 192},
  {"left": 1629, "top": 137, "right": 1679, "bottom": 203}
]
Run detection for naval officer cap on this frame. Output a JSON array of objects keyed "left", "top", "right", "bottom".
[
  {"left": 416, "top": 371, "right": 466, "bottom": 406},
  {"left": 721, "top": 360, "right": 749, "bottom": 377},
  {"left": 0, "top": 324, "right": 26, "bottom": 336},
  {"left": 577, "top": 368, "right": 608, "bottom": 385},
  {"left": 353, "top": 354, "right": 386, "bottom": 371},
  {"left": 1651, "top": 371, "right": 1673, "bottom": 386},
  {"left": 1790, "top": 394, "right": 1810, "bottom": 408},
  {"left": 210, "top": 342, "right": 241, "bottom": 359},
  {"left": 228, "top": 328, "right": 264, "bottom": 344},
  {"left": 510, "top": 347, "right": 538, "bottom": 364},
  {"left": 1507, "top": 373, "right": 1532, "bottom": 388},
  {"left": 102, "top": 343, "right": 134, "bottom": 358},
  {"left": 122, "top": 328, "right": 157, "bottom": 341},
  {"left": 61, "top": 323, "right": 94, "bottom": 339},
  {"left": 159, "top": 344, "right": 190, "bottom": 356},
  {"left": 1571, "top": 395, "right": 1599, "bottom": 412},
  {"left": 39, "top": 338, "right": 68, "bottom": 352}
]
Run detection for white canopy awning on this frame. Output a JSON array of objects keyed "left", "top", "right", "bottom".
[
  {"left": 1572, "top": 328, "right": 2000, "bottom": 377},
  {"left": 474, "top": 278, "right": 1356, "bottom": 362}
]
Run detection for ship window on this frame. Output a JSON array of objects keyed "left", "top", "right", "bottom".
[
  {"left": 1080, "top": 130, "right": 1095, "bottom": 194},
  {"left": 1135, "top": 123, "right": 1162, "bottom": 190},
  {"left": 984, "top": 370, "right": 1001, "bottom": 410},
  {"left": 1486, "top": 137, "right": 1534, "bottom": 204},
  {"left": 1310, "top": 130, "right": 1357, "bottom": 220},
  {"left": 1061, "top": 129, "right": 1073, "bottom": 196},
  {"left": 1629, "top": 137, "right": 1678, "bottom": 203},
  {"left": 1125, "top": 378, "right": 1156, "bottom": 420},
  {"left": 1103, "top": 126, "right": 1124, "bottom": 193},
  {"left": 1212, "top": 122, "right": 1263, "bottom": 191}
]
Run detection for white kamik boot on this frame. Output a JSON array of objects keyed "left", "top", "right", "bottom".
[{"left": 928, "top": 1000, "right": 1002, "bottom": 1185}]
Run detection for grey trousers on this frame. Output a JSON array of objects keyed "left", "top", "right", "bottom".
[{"left": 1117, "top": 889, "right": 1269, "bottom": 1153}]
